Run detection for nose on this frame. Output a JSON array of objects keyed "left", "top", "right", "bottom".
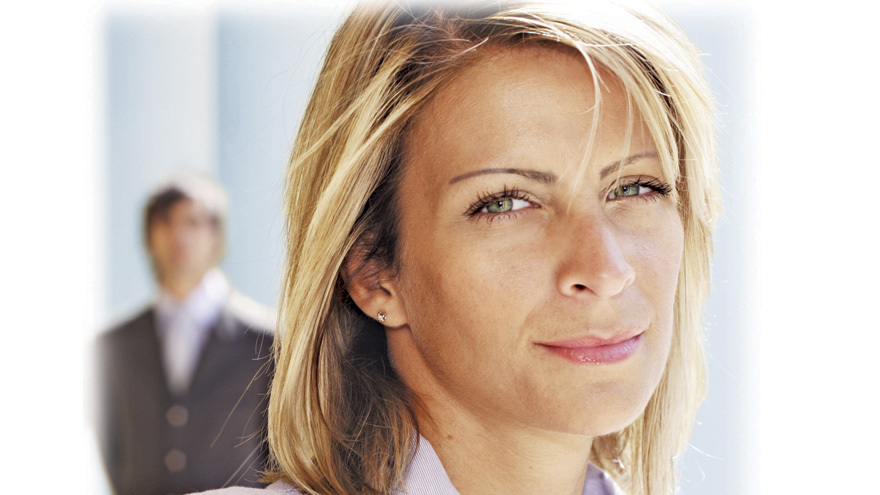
[
  {"left": 557, "top": 214, "right": 636, "bottom": 299},
  {"left": 168, "top": 220, "right": 194, "bottom": 247}
]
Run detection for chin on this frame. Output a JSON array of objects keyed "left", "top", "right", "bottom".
[
  {"left": 551, "top": 380, "right": 661, "bottom": 437},
  {"left": 593, "top": 402, "right": 650, "bottom": 436}
]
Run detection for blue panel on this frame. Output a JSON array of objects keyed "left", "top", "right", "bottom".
[{"left": 215, "top": 10, "right": 343, "bottom": 309}]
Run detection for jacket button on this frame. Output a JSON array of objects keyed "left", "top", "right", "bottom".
[
  {"left": 164, "top": 449, "right": 186, "bottom": 472},
  {"left": 166, "top": 404, "right": 188, "bottom": 427}
]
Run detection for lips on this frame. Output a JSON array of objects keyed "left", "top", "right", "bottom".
[{"left": 538, "top": 329, "right": 644, "bottom": 364}]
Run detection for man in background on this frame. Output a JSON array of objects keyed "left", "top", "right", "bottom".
[{"left": 96, "top": 173, "right": 274, "bottom": 495}]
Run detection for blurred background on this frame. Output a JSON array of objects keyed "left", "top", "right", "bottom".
[{"left": 3, "top": 0, "right": 878, "bottom": 493}]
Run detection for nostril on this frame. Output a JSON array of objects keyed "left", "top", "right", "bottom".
[{"left": 573, "top": 283, "right": 587, "bottom": 291}]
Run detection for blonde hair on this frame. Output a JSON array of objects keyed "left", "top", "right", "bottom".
[{"left": 266, "top": 1, "right": 720, "bottom": 494}]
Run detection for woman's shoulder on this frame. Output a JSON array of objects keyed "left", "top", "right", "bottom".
[
  {"left": 585, "top": 464, "right": 625, "bottom": 495},
  {"left": 191, "top": 481, "right": 300, "bottom": 495}
]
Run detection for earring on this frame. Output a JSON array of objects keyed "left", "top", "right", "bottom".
[{"left": 377, "top": 312, "right": 387, "bottom": 323}]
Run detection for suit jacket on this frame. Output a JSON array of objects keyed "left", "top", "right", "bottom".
[{"left": 97, "top": 292, "right": 275, "bottom": 495}]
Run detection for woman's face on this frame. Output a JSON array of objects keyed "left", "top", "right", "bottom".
[{"left": 386, "top": 46, "right": 683, "bottom": 436}]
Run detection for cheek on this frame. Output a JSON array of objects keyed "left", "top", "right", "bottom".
[
  {"left": 405, "top": 227, "right": 544, "bottom": 311},
  {"left": 148, "top": 229, "right": 169, "bottom": 254},
  {"left": 396, "top": 234, "right": 536, "bottom": 366},
  {"left": 656, "top": 216, "right": 685, "bottom": 307},
  {"left": 194, "top": 229, "right": 218, "bottom": 252},
  {"left": 633, "top": 211, "right": 683, "bottom": 365},
  {"left": 399, "top": 251, "right": 487, "bottom": 342},
  {"left": 627, "top": 207, "right": 684, "bottom": 303}
]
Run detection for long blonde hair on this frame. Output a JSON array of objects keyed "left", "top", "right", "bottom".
[{"left": 266, "top": 2, "right": 720, "bottom": 494}]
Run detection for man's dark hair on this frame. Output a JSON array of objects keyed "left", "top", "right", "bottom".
[{"left": 143, "top": 173, "right": 228, "bottom": 245}]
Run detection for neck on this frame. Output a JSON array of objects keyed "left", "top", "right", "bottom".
[
  {"left": 160, "top": 272, "right": 206, "bottom": 300},
  {"left": 417, "top": 399, "right": 593, "bottom": 495}
]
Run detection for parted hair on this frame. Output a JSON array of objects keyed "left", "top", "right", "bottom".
[{"left": 265, "top": 1, "right": 720, "bottom": 494}]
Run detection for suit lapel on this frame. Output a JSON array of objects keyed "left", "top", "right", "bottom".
[
  {"left": 132, "top": 309, "right": 173, "bottom": 405},
  {"left": 187, "top": 306, "right": 238, "bottom": 397}
]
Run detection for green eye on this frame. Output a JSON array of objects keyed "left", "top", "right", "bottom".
[
  {"left": 612, "top": 184, "right": 641, "bottom": 198},
  {"left": 486, "top": 198, "right": 514, "bottom": 213},
  {"left": 606, "top": 178, "right": 672, "bottom": 201},
  {"left": 474, "top": 193, "right": 532, "bottom": 216}
]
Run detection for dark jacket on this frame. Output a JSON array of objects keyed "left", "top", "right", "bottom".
[{"left": 96, "top": 292, "right": 275, "bottom": 495}]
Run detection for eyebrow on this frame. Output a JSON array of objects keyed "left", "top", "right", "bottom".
[
  {"left": 448, "top": 151, "right": 660, "bottom": 185},
  {"left": 448, "top": 168, "right": 557, "bottom": 185},
  {"left": 598, "top": 151, "right": 659, "bottom": 180}
]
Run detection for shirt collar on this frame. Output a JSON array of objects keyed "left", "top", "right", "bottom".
[
  {"left": 399, "top": 436, "right": 623, "bottom": 495},
  {"left": 156, "top": 269, "right": 230, "bottom": 332},
  {"left": 266, "top": 435, "right": 622, "bottom": 494},
  {"left": 396, "top": 436, "right": 459, "bottom": 495}
]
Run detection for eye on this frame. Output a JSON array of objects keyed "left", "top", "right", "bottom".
[
  {"left": 606, "top": 177, "right": 672, "bottom": 201},
  {"left": 466, "top": 188, "right": 536, "bottom": 219},
  {"left": 483, "top": 197, "right": 531, "bottom": 214},
  {"left": 607, "top": 183, "right": 649, "bottom": 200}
]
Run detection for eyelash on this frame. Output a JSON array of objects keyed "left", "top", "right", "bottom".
[
  {"left": 466, "top": 186, "right": 534, "bottom": 218},
  {"left": 464, "top": 177, "right": 673, "bottom": 221},
  {"left": 607, "top": 176, "right": 672, "bottom": 201}
]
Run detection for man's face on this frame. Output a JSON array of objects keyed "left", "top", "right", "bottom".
[{"left": 148, "top": 198, "right": 220, "bottom": 291}]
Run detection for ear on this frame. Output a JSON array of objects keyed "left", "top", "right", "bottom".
[{"left": 342, "top": 241, "right": 409, "bottom": 328}]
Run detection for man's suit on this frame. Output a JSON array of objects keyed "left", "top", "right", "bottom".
[{"left": 97, "top": 291, "right": 274, "bottom": 495}]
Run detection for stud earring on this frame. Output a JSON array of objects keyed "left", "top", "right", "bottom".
[{"left": 377, "top": 312, "right": 387, "bottom": 323}]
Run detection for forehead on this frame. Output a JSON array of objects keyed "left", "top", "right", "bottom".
[{"left": 404, "top": 44, "right": 651, "bottom": 184}]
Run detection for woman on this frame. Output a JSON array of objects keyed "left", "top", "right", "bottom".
[{"left": 200, "top": 0, "right": 719, "bottom": 494}]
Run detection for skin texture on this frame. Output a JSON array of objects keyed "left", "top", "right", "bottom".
[
  {"left": 148, "top": 198, "right": 220, "bottom": 298},
  {"left": 349, "top": 46, "right": 683, "bottom": 495}
]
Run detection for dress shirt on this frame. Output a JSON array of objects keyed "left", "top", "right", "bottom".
[
  {"left": 192, "top": 435, "right": 623, "bottom": 494},
  {"left": 156, "top": 268, "right": 230, "bottom": 396}
]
